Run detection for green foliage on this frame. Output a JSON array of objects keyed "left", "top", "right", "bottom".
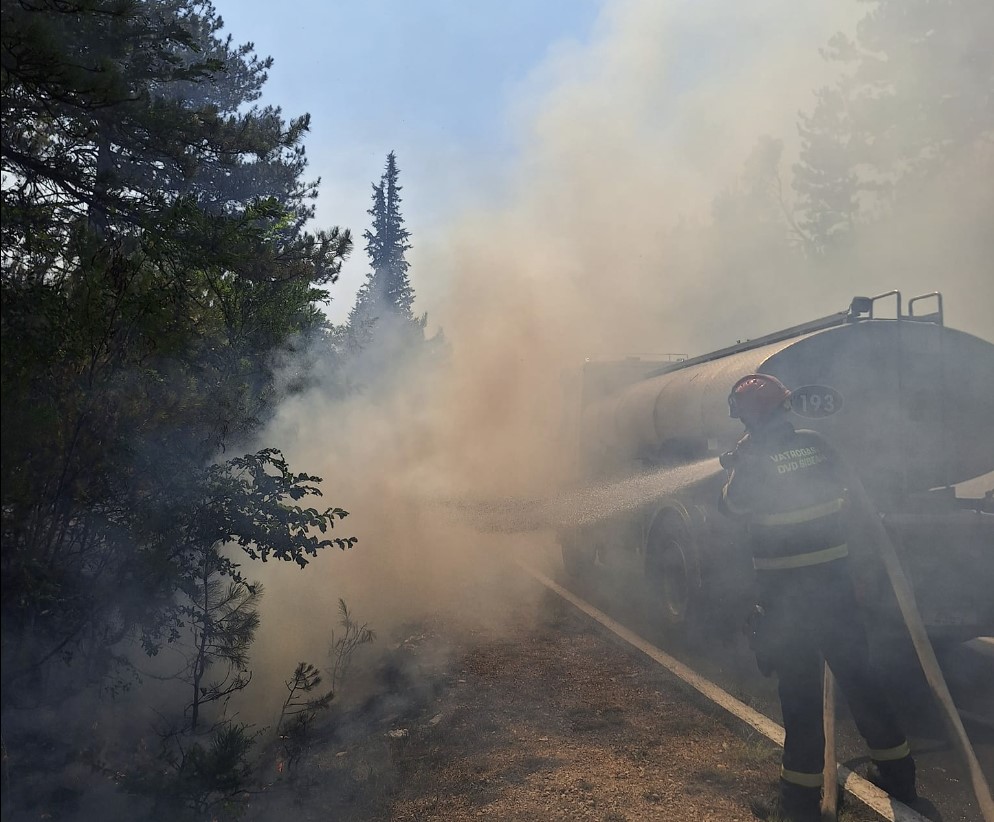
[
  {"left": 181, "top": 570, "right": 261, "bottom": 733},
  {"left": 328, "top": 597, "right": 376, "bottom": 694},
  {"left": 0, "top": 0, "right": 354, "bottom": 708},
  {"left": 272, "top": 600, "right": 376, "bottom": 772},
  {"left": 126, "top": 722, "right": 259, "bottom": 821},
  {"left": 276, "top": 661, "right": 335, "bottom": 770}
]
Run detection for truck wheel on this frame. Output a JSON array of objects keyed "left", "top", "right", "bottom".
[
  {"left": 561, "top": 537, "right": 595, "bottom": 579},
  {"left": 646, "top": 516, "right": 700, "bottom": 632}
]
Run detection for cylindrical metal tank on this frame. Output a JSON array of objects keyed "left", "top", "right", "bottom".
[{"left": 580, "top": 321, "right": 994, "bottom": 494}]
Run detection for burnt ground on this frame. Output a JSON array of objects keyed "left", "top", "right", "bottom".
[{"left": 243, "top": 574, "right": 882, "bottom": 822}]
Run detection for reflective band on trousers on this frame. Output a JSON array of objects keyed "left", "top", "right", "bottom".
[
  {"left": 753, "top": 497, "right": 845, "bottom": 526},
  {"left": 753, "top": 543, "right": 849, "bottom": 571},
  {"left": 870, "top": 741, "right": 911, "bottom": 762},
  {"left": 781, "top": 767, "right": 824, "bottom": 788}
]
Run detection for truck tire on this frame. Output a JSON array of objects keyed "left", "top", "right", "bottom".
[
  {"left": 645, "top": 512, "right": 701, "bottom": 635},
  {"left": 560, "top": 535, "right": 595, "bottom": 579}
]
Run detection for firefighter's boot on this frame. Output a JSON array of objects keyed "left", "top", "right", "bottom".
[
  {"left": 867, "top": 756, "right": 941, "bottom": 820},
  {"left": 750, "top": 780, "right": 820, "bottom": 822},
  {"left": 867, "top": 755, "right": 916, "bottom": 804}
]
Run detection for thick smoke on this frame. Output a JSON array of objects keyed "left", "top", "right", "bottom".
[{"left": 245, "top": 0, "right": 993, "bottom": 709}]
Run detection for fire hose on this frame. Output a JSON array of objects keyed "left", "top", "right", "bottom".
[
  {"left": 822, "top": 667, "right": 839, "bottom": 820},
  {"left": 848, "top": 474, "right": 994, "bottom": 822}
]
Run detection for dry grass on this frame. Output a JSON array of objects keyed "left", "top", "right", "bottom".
[{"left": 240, "top": 586, "right": 883, "bottom": 822}]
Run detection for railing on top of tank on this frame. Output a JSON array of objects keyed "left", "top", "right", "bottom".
[
  {"left": 909, "top": 292, "right": 944, "bottom": 325},
  {"left": 848, "top": 290, "right": 944, "bottom": 325}
]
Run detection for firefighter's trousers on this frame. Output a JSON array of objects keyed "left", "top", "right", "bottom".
[{"left": 757, "top": 561, "right": 911, "bottom": 790}]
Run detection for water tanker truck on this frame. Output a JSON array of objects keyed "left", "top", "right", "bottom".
[{"left": 560, "top": 291, "right": 994, "bottom": 644}]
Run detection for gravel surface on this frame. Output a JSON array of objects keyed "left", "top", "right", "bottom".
[{"left": 245, "top": 574, "right": 882, "bottom": 822}]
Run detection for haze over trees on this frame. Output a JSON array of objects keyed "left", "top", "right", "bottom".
[
  {"left": 680, "top": 0, "right": 993, "bottom": 348},
  {"left": 793, "top": 0, "right": 994, "bottom": 253}
]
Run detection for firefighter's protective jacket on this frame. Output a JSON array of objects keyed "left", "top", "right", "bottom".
[{"left": 719, "top": 421, "right": 848, "bottom": 571}]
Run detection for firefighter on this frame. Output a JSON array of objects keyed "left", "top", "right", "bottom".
[{"left": 718, "top": 373, "right": 923, "bottom": 822}]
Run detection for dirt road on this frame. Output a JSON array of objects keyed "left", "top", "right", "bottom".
[{"left": 245, "top": 568, "right": 881, "bottom": 822}]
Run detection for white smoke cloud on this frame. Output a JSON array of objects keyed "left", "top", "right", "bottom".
[{"left": 246, "top": 0, "right": 993, "bottom": 704}]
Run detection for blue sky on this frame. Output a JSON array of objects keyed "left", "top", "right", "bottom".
[{"left": 211, "top": 0, "right": 604, "bottom": 318}]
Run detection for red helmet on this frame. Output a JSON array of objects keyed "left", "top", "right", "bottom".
[{"left": 728, "top": 374, "right": 792, "bottom": 421}]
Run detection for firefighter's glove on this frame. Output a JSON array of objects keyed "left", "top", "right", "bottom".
[
  {"left": 745, "top": 604, "right": 776, "bottom": 677},
  {"left": 719, "top": 435, "right": 751, "bottom": 471}
]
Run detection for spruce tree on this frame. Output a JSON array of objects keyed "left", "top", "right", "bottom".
[{"left": 350, "top": 152, "right": 415, "bottom": 332}]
